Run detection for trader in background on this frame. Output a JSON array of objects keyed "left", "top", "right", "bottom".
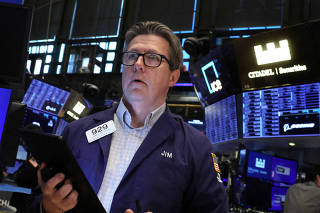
[
  {"left": 37, "top": 21, "right": 228, "bottom": 213},
  {"left": 284, "top": 166, "right": 320, "bottom": 213}
]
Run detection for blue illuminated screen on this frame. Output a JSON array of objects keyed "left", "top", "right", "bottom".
[
  {"left": 0, "top": 88, "right": 11, "bottom": 144},
  {"left": 247, "top": 151, "right": 272, "bottom": 180},
  {"left": 205, "top": 95, "right": 238, "bottom": 143},
  {"left": 271, "top": 157, "right": 297, "bottom": 184},
  {"left": 22, "top": 79, "right": 70, "bottom": 115},
  {"left": 243, "top": 82, "right": 320, "bottom": 138},
  {"left": 270, "top": 187, "right": 288, "bottom": 211}
]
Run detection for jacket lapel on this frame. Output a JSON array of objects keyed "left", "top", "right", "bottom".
[{"left": 120, "top": 108, "right": 177, "bottom": 183}]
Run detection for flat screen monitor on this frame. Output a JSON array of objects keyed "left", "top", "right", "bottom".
[
  {"left": 0, "top": 4, "right": 31, "bottom": 83},
  {"left": 247, "top": 151, "right": 272, "bottom": 180},
  {"left": 205, "top": 95, "right": 238, "bottom": 143},
  {"left": 22, "top": 79, "right": 70, "bottom": 115},
  {"left": 233, "top": 20, "right": 320, "bottom": 91},
  {"left": 271, "top": 157, "right": 297, "bottom": 184},
  {"left": 0, "top": 88, "right": 11, "bottom": 144},
  {"left": 243, "top": 82, "right": 320, "bottom": 138},
  {"left": 270, "top": 186, "right": 288, "bottom": 211},
  {"left": 23, "top": 108, "right": 58, "bottom": 134},
  {"left": 0, "top": 102, "right": 26, "bottom": 166},
  {"left": 189, "top": 44, "right": 241, "bottom": 106}
]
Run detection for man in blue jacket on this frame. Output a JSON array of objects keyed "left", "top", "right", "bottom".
[{"left": 37, "top": 21, "right": 229, "bottom": 213}]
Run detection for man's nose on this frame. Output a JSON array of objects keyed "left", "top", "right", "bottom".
[{"left": 135, "top": 55, "right": 144, "bottom": 66}]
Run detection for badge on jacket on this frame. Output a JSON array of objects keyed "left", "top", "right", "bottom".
[{"left": 86, "top": 120, "right": 116, "bottom": 143}]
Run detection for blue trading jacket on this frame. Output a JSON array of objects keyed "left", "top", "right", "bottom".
[{"left": 62, "top": 104, "right": 229, "bottom": 213}]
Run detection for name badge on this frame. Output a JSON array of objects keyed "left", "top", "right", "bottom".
[{"left": 86, "top": 120, "right": 116, "bottom": 143}]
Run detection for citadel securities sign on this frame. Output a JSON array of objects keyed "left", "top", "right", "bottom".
[
  {"left": 232, "top": 20, "right": 320, "bottom": 91},
  {"left": 248, "top": 39, "right": 308, "bottom": 79}
]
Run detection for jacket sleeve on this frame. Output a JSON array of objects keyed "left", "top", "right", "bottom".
[{"left": 182, "top": 128, "right": 229, "bottom": 213}]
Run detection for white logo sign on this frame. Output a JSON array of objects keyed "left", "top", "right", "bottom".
[
  {"left": 276, "top": 165, "right": 291, "bottom": 176},
  {"left": 255, "top": 158, "right": 265, "bottom": 169},
  {"left": 46, "top": 105, "right": 57, "bottom": 112},
  {"left": 254, "top": 39, "right": 291, "bottom": 65},
  {"left": 73, "top": 101, "right": 85, "bottom": 115},
  {"left": 283, "top": 123, "right": 315, "bottom": 132},
  {"left": 201, "top": 61, "right": 223, "bottom": 94}
]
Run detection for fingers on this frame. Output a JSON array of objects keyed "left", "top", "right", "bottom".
[
  {"left": 41, "top": 179, "right": 78, "bottom": 212},
  {"left": 37, "top": 163, "right": 78, "bottom": 212}
]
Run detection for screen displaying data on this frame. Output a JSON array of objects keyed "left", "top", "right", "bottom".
[
  {"left": 22, "top": 79, "right": 70, "bottom": 115},
  {"left": 243, "top": 82, "right": 320, "bottom": 137},
  {"left": 205, "top": 95, "right": 238, "bottom": 143}
]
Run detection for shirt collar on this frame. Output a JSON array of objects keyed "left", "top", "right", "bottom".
[{"left": 116, "top": 99, "right": 166, "bottom": 130}]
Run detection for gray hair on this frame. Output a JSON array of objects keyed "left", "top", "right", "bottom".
[{"left": 125, "top": 21, "right": 183, "bottom": 71}]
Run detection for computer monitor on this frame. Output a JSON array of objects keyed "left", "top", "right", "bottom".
[
  {"left": 0, "top": 88, "right": 11, "bottom": 144},
  {"left": 243, "top": 82, "right": 320, "bottom": 138},
  {"left": 246, "top": 151, "right": 272, "bottom": 180},
  {"left": 271, "top": 157, "right": 297, "bottom": 184},
  {"left": 270, "top": 186, "right": 289, "bottom": 211},
  {"left": 205, "top": 95, "right": 238, "bottom": 143},
  {"left": 23, "top": 108, "right": 58, "bottom": 134},
  {"left": 22, "top": 79, "right": 70, "bottom": 115},
  {"left": 0, "top": 102, "right": 26, "bottom": 166}
]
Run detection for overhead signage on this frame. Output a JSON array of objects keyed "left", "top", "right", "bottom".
[
  {"left": 201, "top": 60, "right": 222, "bottom": 94},
  {"left": 233, "top": 20, "right": 320, "bottom": 91}
]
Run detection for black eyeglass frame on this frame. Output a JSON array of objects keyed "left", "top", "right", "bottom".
[{"left": 121, "top": 51, "right": 172, "bottom": 68}]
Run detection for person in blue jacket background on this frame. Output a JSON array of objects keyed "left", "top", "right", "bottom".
[{"left": 37, "top": 21, "right": 229, "bottom": 213}]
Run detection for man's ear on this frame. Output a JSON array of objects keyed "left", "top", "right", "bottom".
[
  {"left": 168, "top": 69, "right": 180, "bottom": 87},
  {"left": 316, "top": 174, "right": 320, "bottom": 187}
]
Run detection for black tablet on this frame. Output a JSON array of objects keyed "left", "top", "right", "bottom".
[{"left": 19, "top": 128, "right": 107, "bottom": 213}]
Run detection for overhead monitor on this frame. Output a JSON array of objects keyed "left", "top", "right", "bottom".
[
  {"left": 22, "top": 79, "right": 70, "bottom": 115},
  {"left": 246, "top": 151, "right": 272, "bottom": 180},
  {"left": 233, "top": 20, "right": 320, "bottom": 91},
  {"left": 271, "top": 157, "right": 297, "bottom": 184},
  {"left": 189, "top": 44, "right": 241, "bottom": 106},
  {"left": 205, "top": 95, "right": 238, "bottom": 143},
  {"left": 243, "top": 82, "right": 320, "bottom": 138},
  {"left": 0, "top": 4, "right": 31, "bottom": 83}
]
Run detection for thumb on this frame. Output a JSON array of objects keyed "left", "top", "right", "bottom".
[{"left": 124, "top": 209, "right": 134, "bottom": 213}]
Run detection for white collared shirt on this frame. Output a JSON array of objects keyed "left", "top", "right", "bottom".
[{"left": 97, "top": 99, "right": 166, "bottom": 212}]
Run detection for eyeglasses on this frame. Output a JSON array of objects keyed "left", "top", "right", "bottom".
[{"left": 121, "top": 51, "right": 171, "bottom": 68}]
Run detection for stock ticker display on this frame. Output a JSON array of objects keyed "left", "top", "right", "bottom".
[
  {"left": 205, "top": 95, "right": 238, "bottom": 143},
  {"left": 243, "top": 82, "right": 320, "bottom": 137},
  {"left": 22, "top": 79, "right": 70, "bottom": 115}
]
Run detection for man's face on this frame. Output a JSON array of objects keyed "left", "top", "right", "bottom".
[{"left": 122, "top": 34, "right": 180, "bottom": 109}]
